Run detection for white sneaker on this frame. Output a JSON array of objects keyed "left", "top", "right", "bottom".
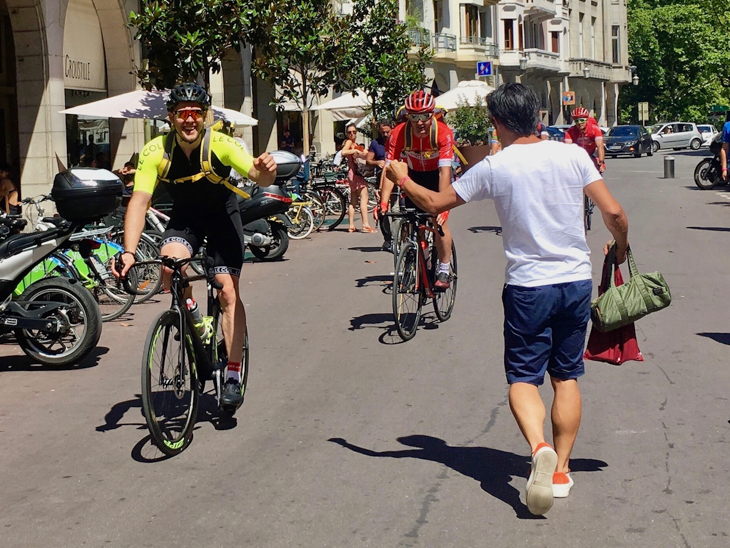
[
  {"left": 526, "top": 443, "right": 558, "bottom": 515},
  {"left": 552, "top": 472, "right": 574, "bottom": 498}
]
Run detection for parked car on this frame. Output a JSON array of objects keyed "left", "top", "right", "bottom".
[
  {"left": 545, "top": 126, "right": 564, "bottom": 141},
  {"left": 549, "top": 124, "right": 572, "bottom": 134},
  {"left": 697, "top": 124, "right": 719, "bottom": 147},
  {"left": 604, "top": 125, "right": 654, "bottom": 158},
  {"left": 648, "top": 122, "right": 704, "bottom": 152}
]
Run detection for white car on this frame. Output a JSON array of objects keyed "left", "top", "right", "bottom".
[
  {"left": 697, "top": 124, "right": 719, "bottom": 147},
  {"left": 648, "top": 122, "right": 704, "bottom": 152}
]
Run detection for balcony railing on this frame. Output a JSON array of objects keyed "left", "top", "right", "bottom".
[
  {"left": 408, "top": 28, "right": 431, "bottom": 47},
  {"left": 433, "top": 33, "right": 457, "bottom": 52},
  {"left": 459, "top": 36, "right": 500, "bottom": 57},
  {"left": 569, "top": 59, "right": 613, "bottom": 80}
]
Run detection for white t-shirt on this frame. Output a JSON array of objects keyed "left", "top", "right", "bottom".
[{"left": 452, "top": 140, "right": 601, "bottom": 287}]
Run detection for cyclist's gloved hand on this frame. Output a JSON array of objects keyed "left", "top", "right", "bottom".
[
  {"left": 598, "top": 161, "right": 606, "bottom": 173},
  {"left": 436, "top": 210, "right": 449, "bottom": 226},
  {"left": 374, "top": 202, "right": 388, "bottom": 221}
]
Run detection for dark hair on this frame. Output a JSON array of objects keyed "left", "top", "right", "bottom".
[
  {"left": 0, "top": 162, "right": 11, "bottom": 172},
  {"left": 486, "top": 83, "right": 540, "bottom": 137},
  {"left": 378, "top": 119, "right": 393, "bottom": 127}
]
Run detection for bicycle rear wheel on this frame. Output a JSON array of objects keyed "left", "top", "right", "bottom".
[
  {"left": 304, "top": 191, "right": 326, "bottom": 231},
  {"left": 392, "top": 242, "right": 422, "bottom": 341},
  {"left": 320, "top": 187, "right": 346, "bottom": 230},
  {"left": 209, "top": 300, "right": 250, "bottom": 413},
  {"left": 141, "top": 308, "right": 199, "bottom": 456},
  {"left": 433, "top": 241, "right": 458, "bottom": 321}
]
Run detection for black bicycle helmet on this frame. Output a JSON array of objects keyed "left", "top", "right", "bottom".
[{"left": 166, "top": 82, "right": 212, "bottom": 110}]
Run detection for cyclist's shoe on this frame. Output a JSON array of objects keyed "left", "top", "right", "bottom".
[
  {"left": 195, "top": 316, "right": 214, "bottom": 344},
  {"left": 381, "top": 240, "right": 393, "bottom": 254},
  {"left": 220, "top": 378, "right": 244, "bottom": 410},
  {"left": 434, "top": 272, "right": 451, "bottom": 291}
]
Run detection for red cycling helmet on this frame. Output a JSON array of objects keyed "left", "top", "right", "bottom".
[
  {"left": 571, "top": 107, "right": 590, "bottom": 119},
  {"left": 405, "top": 90, "right": 436, "bottom": 113}
]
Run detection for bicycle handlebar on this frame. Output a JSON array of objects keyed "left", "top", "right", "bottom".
[
  {"left": 115, "top": 253, "right": 224, "bottom": 294},
  {"left": 384, "top": 209, "right": 445, "bottom": 237}
]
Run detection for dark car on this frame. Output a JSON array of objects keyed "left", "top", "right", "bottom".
[{"left": 605, "top": 125, "right": 653, "bottom": 158}]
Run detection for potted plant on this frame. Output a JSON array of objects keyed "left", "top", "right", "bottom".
[{"left": 449, "top": 96, "right": 492, "bottom": 172}]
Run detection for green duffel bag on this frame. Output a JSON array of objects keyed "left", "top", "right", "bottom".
[{"left": 590, "top": 243, "right": 671, "bottom": 332}]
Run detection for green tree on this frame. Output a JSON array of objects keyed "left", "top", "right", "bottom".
[
  {"left": 129, "top": 0, "right": 260, "bottom": 90},
  {"left": 621, "top": 0, "right": 730, "bottom": 123},
  {"left": 251, "top": 0, "right": 351, "bottom": 153},
  {"left": 347, "top": 0, "right": 432, "bottom": 125}
]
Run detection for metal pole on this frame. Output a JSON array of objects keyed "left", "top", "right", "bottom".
[{"left": 664, "top": 156, "right": 675, "bottom": 179}]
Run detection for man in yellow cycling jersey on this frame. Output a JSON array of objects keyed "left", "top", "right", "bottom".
[{"left": 114, "top": 82, "right": 277, "bottom": 409}]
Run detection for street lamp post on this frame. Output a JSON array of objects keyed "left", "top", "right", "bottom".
[{"left": 629, "top": 65, "right": 639, "bottom": 86}]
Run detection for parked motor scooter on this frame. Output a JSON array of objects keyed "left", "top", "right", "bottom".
[
  {"left": 695, "top": 134, "right": 724, "bottom": 190},
  {"left": 238, "top": 150, "right": 302, "bottom": 261}
]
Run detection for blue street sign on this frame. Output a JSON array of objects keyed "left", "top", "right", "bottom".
[{"left": 477, "top": 61, "right": 492, "bottom": 76}]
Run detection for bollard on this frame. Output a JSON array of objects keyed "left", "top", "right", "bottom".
[{"left": 664, "top": 156, "right": 675, "bottom": 179}]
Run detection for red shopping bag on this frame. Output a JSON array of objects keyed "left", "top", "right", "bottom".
[{"left": 584, "top": 255, "right": 644, "bottom": 365}]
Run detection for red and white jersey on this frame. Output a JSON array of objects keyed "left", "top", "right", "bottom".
[
  {"left": 564, "top": 122, "right": 603, "bottom": 157},
  {"left": 386, "top": 120, "right": 454, "bottom": 172}
]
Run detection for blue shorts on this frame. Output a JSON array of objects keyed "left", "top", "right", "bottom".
[{"left": 502, "top": 280, "right": 592, "bottom": 386}]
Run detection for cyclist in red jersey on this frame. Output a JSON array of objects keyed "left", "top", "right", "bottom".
[
  {"left": 379, "top": 90, "right": 454, "bottom": 290},
  {"left": 564, "top": 107, "right": 606, "bottom": 173}
]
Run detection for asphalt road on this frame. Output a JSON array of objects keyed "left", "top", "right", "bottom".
[{"left": 1, "top": 147, "right": 729, "bottom": 548}]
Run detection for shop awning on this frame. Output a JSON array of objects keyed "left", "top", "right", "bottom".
[
  {"left": 434, "top": 80, "right": 495, "bottom": 111},
  {"left": 60, "top": 90, "right": 258, "bottom": 126},
  {"left": 310, "top": 90, "right": 370, "bottom": 121}
]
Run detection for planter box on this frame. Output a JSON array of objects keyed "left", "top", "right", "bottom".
[{"left": 457, "top": 145, "right": 490, "bottom": 173}]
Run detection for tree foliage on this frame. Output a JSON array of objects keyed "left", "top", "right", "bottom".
[
  {"left": 129, "top": 0, "right": 259, "bottom": 90},
  {"left": 250, "top": 0, "right": 351, "bottom": 153},
  {"left": 621, "top": 0, "right": 730, "bottom": 124},
  {"left": 345, "top": 0, "right": 432, "bottom": 123}
]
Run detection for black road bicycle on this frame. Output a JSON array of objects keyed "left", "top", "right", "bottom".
[
  {"left": 120, "top": 254, "right": 249, "bottom": 456},
  {"left": 386, "top": 210, "right": 458, "bottom": 341}
]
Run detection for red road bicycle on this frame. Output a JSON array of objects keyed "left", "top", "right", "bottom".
[{"left": 386, "top": 210, "right": 457, "bottom": 341}]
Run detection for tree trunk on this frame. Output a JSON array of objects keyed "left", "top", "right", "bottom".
[{"left": 301, "top": 68, "right": 311, "bottom": 155}]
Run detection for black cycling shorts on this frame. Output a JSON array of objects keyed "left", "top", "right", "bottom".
[
  {"left": 404, "top": 169, "right": 440, "bottom": 212},
  {"left": 161, "top": 208, "right": 245, "bottom": 278}
]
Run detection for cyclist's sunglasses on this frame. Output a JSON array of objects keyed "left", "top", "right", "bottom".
[
  {"left": 575, "top": 118, "right": 588, "bottom": 123},
  {"left": 407, "top": 112, "right": 433, "bottom": 122},
  {"left": 174, "top": 108, "right": 206, "bottom": 121}
]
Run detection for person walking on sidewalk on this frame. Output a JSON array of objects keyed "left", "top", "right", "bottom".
[{"left": 385, "top": 83, "right": 629, "bottom": 516}]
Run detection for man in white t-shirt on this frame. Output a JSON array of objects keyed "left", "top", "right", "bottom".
[{"left": 385, "top": 83, "right": 629, "bottom": 517}]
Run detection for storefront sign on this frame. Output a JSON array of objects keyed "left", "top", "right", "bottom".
[{"left": 63, "top": 0, "right": 106, "bottom": 91}]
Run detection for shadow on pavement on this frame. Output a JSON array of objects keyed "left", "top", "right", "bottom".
[
  {"left": 468, "top": 225, "right": 502, "bottom": 235},
  {"left": 329, "top": 435, "right": 608, "bottom": 520},
  {"left": 686, "top": 226, "right": 730, "bottom": 232},
  {"left": 697, "top": 332, "right": 730, "bottom": 346},
  {"left": 131, "top": 435, "right": 172, "bottom": 463},
  {"left": 96, "top": 395, "right": 145, "bottom": 432},
  {"left": 355, "top": 274, "right": 392, "bottom": 289},
  {"left": 0, "top": 345, "right": 109, "bottom": 372},
  {"left": 348, "top": 246, "right": 384, "bottom": 253}
]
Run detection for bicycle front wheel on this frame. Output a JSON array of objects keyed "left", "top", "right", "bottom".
[
  {"left": 141, "top": 308, "right": 199, "bottom": 456},
  {"left": 392, "top": 242, "right": 422, "bottom": 341},
  {"left": 287, "top": 207, "right": 315, "bottom": 239},
  {"left": 304, "top": 191, "right": 326, "bottom": 231},
  {"left": 433, "top": 241, "right": 458, "bottom": 321}
]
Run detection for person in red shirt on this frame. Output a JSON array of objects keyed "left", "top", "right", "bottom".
[
  {"left": 564, "top": 107, "right": 605, "bottom": 173},
  {"left": 379, "top": 90, "right": 454, "bottom": 290}
]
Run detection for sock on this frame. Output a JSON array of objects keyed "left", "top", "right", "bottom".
[
  {"left": 438, "top": 261, "right": 450, "bottom": 274},
  {"left": 226, "top": 361, "right": 242, "bottom": 383}
]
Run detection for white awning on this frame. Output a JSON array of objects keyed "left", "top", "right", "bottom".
[{"left": 60, "top": 90, "right": 258, "bottom": 126}]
